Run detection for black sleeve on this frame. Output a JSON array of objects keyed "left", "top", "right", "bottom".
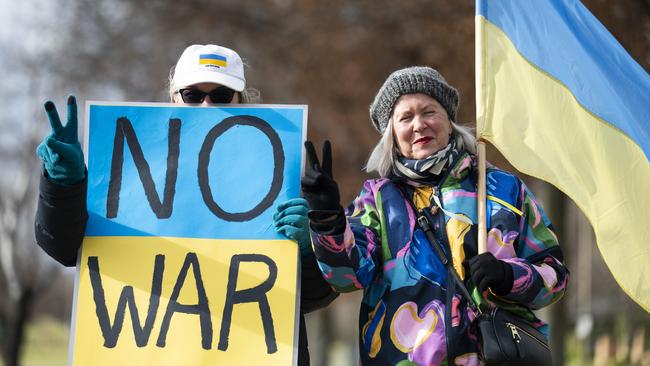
[
  {"left": 34, "top": 171, "right": 88, "bottom": 267},
  {"left": 299, "top": 253, "right": 339, "bottom": 314}
]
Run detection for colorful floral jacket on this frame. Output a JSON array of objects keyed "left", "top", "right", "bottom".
[{"left": 311, "top": 153, "right": 569, "bottom": 366}]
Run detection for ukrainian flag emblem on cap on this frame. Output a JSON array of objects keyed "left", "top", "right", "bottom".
[{"left": 199, "top": 53, "right": 227, "bottom": 68}]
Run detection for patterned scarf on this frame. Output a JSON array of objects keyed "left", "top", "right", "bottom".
[{"left": 393, "top": 139, "right": 459, "bottom": 184}]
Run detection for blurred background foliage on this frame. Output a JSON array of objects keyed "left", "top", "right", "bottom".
[{"left": 0, "top": 0, "right": 648, "bottom": 365}]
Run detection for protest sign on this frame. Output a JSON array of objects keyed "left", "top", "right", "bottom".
[{"left": 69, "top": 102, "right": 306, "bottom": 365}]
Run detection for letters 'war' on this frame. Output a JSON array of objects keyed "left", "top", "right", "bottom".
[{"left": 88, "top": 253, "right": 278, "bottom": 352}]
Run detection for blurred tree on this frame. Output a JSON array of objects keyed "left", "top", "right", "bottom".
[
  {"left": 0, "top": 140, "right": 51, "bottom": 366},
  {"left": 0, "top": 106, "right": 61, "bottom": 366},
  {"left": 0, "top": 3, "right": 70, "bottom": 364}
]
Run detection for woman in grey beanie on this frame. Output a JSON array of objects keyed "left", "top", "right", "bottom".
[{"left": 301, "top": 66, "right": 569, "bottom": 365}]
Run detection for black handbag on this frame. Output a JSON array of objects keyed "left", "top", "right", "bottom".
[
  {"left": 402, "top": 187, "right": 553, "bottom": 366},
  {"left": 475, "top": 307, "right": 552, "bottom": 365}
]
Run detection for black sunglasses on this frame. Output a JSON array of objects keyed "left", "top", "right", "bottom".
[{"left": 179, "top": 86, "right": 236, "bottom": 104}]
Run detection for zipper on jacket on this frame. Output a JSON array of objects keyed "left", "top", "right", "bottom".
[
  {"left": 434, "top": 153, "right": 476, "bottom": 364},
  {"left": 399, "top": 153, "right": 472, "bottom": 365},
  {"left": 444, "top": 267, "right": 454, "bottom": 366}
]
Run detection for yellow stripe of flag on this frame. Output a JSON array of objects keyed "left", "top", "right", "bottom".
[
  {"left": 199, "top": 59, "right": 227, "bottom": 67},
  {"left": 477, "top": 16, "right": 650, "bottom": 311}
]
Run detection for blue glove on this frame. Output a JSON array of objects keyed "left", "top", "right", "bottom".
[
  {"left": 36, "top": 96, "right": 85, "bottom": 185},
  {"left": 273, "top": 198, "right": 312, "bottom": 257}
]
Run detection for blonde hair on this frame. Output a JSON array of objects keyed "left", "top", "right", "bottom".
[{"left": 365, "top": 118, "right": 477, "bottom": 178}]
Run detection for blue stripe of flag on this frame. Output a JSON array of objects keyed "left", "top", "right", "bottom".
[
  {"left": 477, "top": 0, "right": 650, "bottom": 160},
  {"left": 200, "top": 54, "right": 227, "bottom": 61}
]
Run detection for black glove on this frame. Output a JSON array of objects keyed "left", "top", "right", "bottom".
[
  {"left": 301, "top": 140, "right": 341, "bottom": 211},
  {"left": 469, "top": 252, "right": 514, "bottom": 296},
  {"left": 301, "top": 140, "right": 345, "bottom": 234}
]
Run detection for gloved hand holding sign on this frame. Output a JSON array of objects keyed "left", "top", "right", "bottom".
[{"left": 274, "top": 198, "right": 312, "bottom": 257}]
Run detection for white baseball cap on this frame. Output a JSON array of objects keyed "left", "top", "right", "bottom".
[{"left": 171, "top": 44, "right": 246, "bottom": 92}]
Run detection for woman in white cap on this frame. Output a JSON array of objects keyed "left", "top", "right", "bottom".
[
  {"left": 34, "top": 44, "right": 335, "bottom": 366},
  {"left": 301, "top": 66, "right": 569, "bottom": 365},
  {"left": 167, "top": 44, "right": 260, "bottom": 104}
]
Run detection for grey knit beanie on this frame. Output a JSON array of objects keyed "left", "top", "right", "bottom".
[{"left": 369, "top": 66, "right": 459, "bottom": 133}]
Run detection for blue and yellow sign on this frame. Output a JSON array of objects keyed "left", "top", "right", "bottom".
[{"left": 70, "top": 102, "right": 307, "bottom": 365}]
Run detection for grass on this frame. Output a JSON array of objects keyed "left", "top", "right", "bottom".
[{"left": 6, "top": 317, "right": 70, "bottom": 366}]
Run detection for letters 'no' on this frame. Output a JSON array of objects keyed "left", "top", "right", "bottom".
[{"left": 105, "top": 115, "right": 285, "bottom": 222}]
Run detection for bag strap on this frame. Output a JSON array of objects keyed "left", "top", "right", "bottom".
[{"left": 399, "top": 184, "right": 481, "bottom": 312}]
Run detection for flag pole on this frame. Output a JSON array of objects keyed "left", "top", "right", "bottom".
[
  {"left": 476, "top": 3, "right": 488, "bottom": 255},
  {"left": 477, "top": 140, "right": 487, "bottom": 254}
]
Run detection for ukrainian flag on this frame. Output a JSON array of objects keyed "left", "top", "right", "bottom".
[
  {"left": 199, "top": 53, "right": 227, "bottom": 67},
  {"left": 476, "top": 0, "right": 650, "bottom": 311}
]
